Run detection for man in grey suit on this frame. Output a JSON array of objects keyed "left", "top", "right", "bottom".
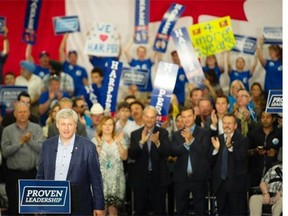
[{"left": 37, "top": 109, "right": 104, "bottom": 215}]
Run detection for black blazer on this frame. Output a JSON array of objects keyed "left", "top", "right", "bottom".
[
  {"left": 171, "top": 126, "right": 212, "bottom": 183},
  {"left": 211, "top": 132, "right": 248, "bottom": 193},
  {"left": 128, "top": 126, "right": 171, "bottom": 187}
]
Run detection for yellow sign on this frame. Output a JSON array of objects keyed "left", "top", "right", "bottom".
[{"left": 188, "top": 16, "right": 236, "bottom": 57}]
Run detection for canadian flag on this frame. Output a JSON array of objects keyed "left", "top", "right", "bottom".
[{"left": 0, "top": 0, "right": 282, "bottom": 82}]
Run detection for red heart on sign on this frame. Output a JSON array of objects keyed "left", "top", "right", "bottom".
[{"left": 100, "top": 34, "right": 108, "bottom": 41}]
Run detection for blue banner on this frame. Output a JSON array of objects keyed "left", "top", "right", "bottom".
[
  {"left": 101, "top": 60, "right": 123, "bottom": 116},
  {"left": 121, "top": 67, "right": 148, "bottom": 89},
  {"left": 0, "top": 16, "right": 6, "bottom": 35},
  {"left": 171, "top": 27, "right": 205, "bottom": 87},
  {"left": 53, "top": 15, "right": 80, "bottom": 35},
  {"left": 134, "top": 0, "right": 149, "bottom": 44},
  {"left": 263, "top": 27, "right": 282, "bottom": 44},
  {"left": 153, "top": 3, "right": 185, "bottom": 53},
  {"left": 22, "top": 0, "right": 43, "bottom": 45},
  {"left": 150, "top": 61, "right": 178, "bottom": 126},
  {"left": 265, "top": 90, "right": 282, "bottom": 113},
  {"left": 232, "top": 34, "right": 257, "bottom": 55},
  {"left": 19, "top": 180, "right": 71, "bottom": 214}
]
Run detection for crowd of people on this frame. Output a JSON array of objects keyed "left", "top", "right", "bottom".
[{"left": 0, "top": 24, "right": 283, "bottom": 216}]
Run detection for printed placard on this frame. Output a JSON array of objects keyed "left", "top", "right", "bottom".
[
  {"left": 262, "top": 27, "right": 282, "bottom": 44},
  {"left": 19, "top": 180, "right": 71, "bottom": 214},
  {"left": 121, "top": 67, "right": 148, "bottom": 89},
  {"left": 171, "top": 27, "right": 205, "bottom": 87},
  {"left": 0, "top": 16, "right": 6, "bottom": 35},
  {"left": 22, "top": 0, "right": 43, "bottom": 45},
  {"left": 153, "top": 3, "right": 185, "bottom": 53},
  {"left": 101, "top": 60, "right": 123, "bottom": 116},
  {"left": 189, "top": 16, "right": 236, "bottom": 57},
  {"left": 232, "top": 34, "right": 257, "bottom": 55},
  {"left": 53, "top": 15, "right": 80, "bottom": 35},
  {"left": 265, "top": 90, "right": 282, "bottom": 113},
  {"left": 84, "top": 22, "right": 120, "bottom": 57},
  {"left": 134, "top": 0, "right": 150, "bottom": 44},
  {"left": 150, "top": 61, "right": 178, "bottom": 126}
]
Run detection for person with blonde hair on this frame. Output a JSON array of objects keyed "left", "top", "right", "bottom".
[
  {"left": 92, "top": 116, "right": 127, "bottom": 216},
  {"left": 228, "top": 80, "right": 245, "bottom": 112}
]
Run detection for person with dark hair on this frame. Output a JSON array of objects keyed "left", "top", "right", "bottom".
[
  {"left": 4, "top": 72, "right": 15, "bottom": 86},
  {"left": 129, "top": 101, "right": 145, "bottom": 129},
  {"left": 25, "top": 44, "right": 50, "bottom": 79},
  {"left": 250, "top": 82, "right": 266, "bottom": 118},
  {"left": 248, "top": 111, "right": 282, "bottom": 188},
  {"left": 171, "top": 106, "right": 211, "bottom": 215},
  {"left": 186, "top": 87, "right": 204, "bottom": 115},
  {"left": 1, "top": 91, "right": 39, "bottom": 127},
  {"left": 78, "top": 67, "right": 104, "bottom": 109},
  {"left": 59, "top": 34, "right": 89, "bottom": 96},
  {"left": 257, "top": 38, "right": 282, "bottom": 94},
  {"left": 0, "top": 26, "right": 9, "bottom": 84},
  {"left": 72, "top": 97, "right": 92, "bottom": 127},
  {"left": 211, "top": 113, "right": 248, "bottom": 215},
  {"left": 202, "top": 54, "right": 224, "bottom": 82},
  {"left": 124, "top": 95, "right": 137, "bottom": 104}
]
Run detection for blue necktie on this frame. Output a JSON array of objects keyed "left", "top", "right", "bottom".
[{"left": 221, "top": 138, "right": 229, "bottom": 180}]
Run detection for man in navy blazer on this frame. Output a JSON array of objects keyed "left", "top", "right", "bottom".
[
  {"left": 211, "top": 113, "right": 248, "bottom": 215},
  {"left": 172, "top": 106, "right": 212, "bottom": 215},
  {"left": 37, "top": 108, "right": 105, "bottom": 216}
]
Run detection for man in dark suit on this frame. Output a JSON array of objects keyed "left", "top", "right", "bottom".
[
  {"left": 129, "top": 105, "right": 171, "bottom": 215},
  {"left": 211, "top": 113, "right": 248, "bottom": 215},
  {"left": 47, "top": 97, "right": 87, "bottom": 138},
  {"left": 172, "top": 106, "right": 211, "bottom": 215},
  {"left": 37, "top": 108, "right": 105, "bottom": 216}
]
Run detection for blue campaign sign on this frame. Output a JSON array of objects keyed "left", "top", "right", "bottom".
[
  {"left": 150, "top": 61, "right": 178, "bottom": 126},
  {"left": 19, "top": 180, "right": 71, "bottom": 214},
  {"left": 53, "top": 15, "right": 80, "bottom": 35},
  {"left": 153, "top": 3, "right": 185, "bottom": 53},
  {"left": 134, "top": 0, "right": 150, "bottom": 44},
  {"left": 265, "top": 90, "right": 282, "bottom": 113},
  {"left": 101, "top": 60, "right": 123, "bottom": 116},
  {"left": 121, "top": 67, "right": 148, "bottom": 89},
  {"left": 232, "top": 34, "right": 257, "bottom": 55},
  {"left": 0, "top": 16, "right": 6, "bottom": 35},
  {"left": 171, "top": 27, "right": 205, "bottom": 87},
  {"left": 22, "top": 0, "right": 43, "bottom": 45},
  {"left": 263, "top": 27, "right": 282, "bottom": 44}
]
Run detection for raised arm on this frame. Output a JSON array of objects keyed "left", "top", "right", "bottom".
[
  {"left": 2, "top": 27, "right": 9, "bottom": 55},
  {"left": 25, "top": 44, "right": 35, "bottom": 63},
  {"left": 124, "top": 37, "right": 133, "bottom": 63},
  {"left": 250, "top": 52, "right": 258, "bottom": 75},
  {"left": 226, "top": 51, "right": 232, "bottom": 73},
  {"left": 256, "top": 37, "right": 266, "bottom": 67},
  {"left": 218, "top": 52, "right": 225, "bottom": 73},
  {"left": 59, "top": 33, "right": 68, "bottom": 63}
]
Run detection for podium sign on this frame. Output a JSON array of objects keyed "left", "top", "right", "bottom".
[
  {"left": 19, "top": 180, "right": 71, "bottom": 214},
  {"left": 265, "top": 90, "right": 282, "bottom": 113}
]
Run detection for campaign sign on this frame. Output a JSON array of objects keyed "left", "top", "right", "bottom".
[
  {"left": 19, "top": 180, "right": 71, "bottom": 214},
  {"left": 101, "top": 60, "right": 123, "bottom": 116},
  {"left": 22, "top": 0, "right": 43, "bottom": 45},
  {"left": 53, "top": 16, "right": 80, "bottom": 35},
  {"left": 153, "top": 3, "right": 185, "bottom": 53},
  {"left": 189, "top": 16, "right": 236, "bottom": 57},
  {"left": 265, "top": 90, "right": 282, "bottom": 113},
  {"left": 150, "top": 62, "right": 178, "bottom": 126},
  {"left": 0, "top": 85, "right": 27, "bottom": 112},
  {"left": 263, "top": 27, "right": 282, "bottom": 44},
  {"left": 121, "top": 67, "right": 148, "bottom": 89},
  {"left": 171, "top": 27, "right": 205, "bottom": 87},
  {"left": 232, "top": 34, "right": 257, "bottom": 55},
  {"left": 134, "top": 0, "right": 150, "bottom": 44},
  {"left": 0, "top": 16, "right": 6, "bottom": 35},
  {"left": 84, "top": 22, "right": 120, "bottom": 57}
]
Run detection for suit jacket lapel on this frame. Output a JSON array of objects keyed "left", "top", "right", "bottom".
[
  {"left": 67, "top": 135, "right": 80, "bottom": 179},
  {"left": 49, "top": 137, "right": 58, "bottom": 180}
]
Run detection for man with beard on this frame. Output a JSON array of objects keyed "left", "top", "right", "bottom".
[{"left": 129, "top": 101, "right": 144, "bottom": 129}]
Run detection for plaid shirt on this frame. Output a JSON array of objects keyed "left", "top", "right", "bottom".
[{"left": 262, "top": 163, "right": 282, "bottom": 193}]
